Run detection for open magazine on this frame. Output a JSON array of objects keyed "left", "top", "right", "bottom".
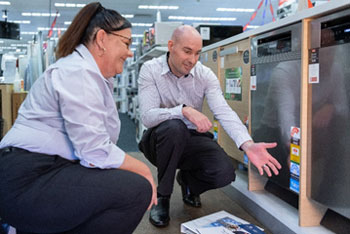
[{"left": 181, "top": 210, "right": 265, "bottom": 234}]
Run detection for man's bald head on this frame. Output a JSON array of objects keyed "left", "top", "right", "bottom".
[
  {"left": 167, "top": 25, "right": 203, "bottom": 78},
  {"left": 171, "top": 25, "right": 202, "bottom": 44}
]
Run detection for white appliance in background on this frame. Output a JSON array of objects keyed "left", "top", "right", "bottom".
[
  {"left": 1, "top": 53, "right": 17, "bottom": 83},
  {"left": 154, "top": 22, "right": 183, "bottom": 46}
]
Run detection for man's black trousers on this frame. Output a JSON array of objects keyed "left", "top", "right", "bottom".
[{"left": 139, "top": 119, "right": 236, "bottom": 196}]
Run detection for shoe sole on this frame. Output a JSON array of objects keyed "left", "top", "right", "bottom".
[{"left": 149, "top": 217, "right": 170, "bottom": 227}]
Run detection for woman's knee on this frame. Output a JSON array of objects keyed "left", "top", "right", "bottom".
[{"left": 133, "top": 175, "right": 152, "bottom": 208}]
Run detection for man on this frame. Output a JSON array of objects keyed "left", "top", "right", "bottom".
[{"left": 138, "top": 25, "right": 281, "bottom": 227}]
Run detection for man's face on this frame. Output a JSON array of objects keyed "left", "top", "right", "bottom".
[{"left": 168, "top": 33, "right": 202, "bottom": 77}]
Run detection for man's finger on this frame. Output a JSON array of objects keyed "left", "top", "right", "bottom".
[{"left": 264, "top": 142, "right": 277, "bottom": 148}]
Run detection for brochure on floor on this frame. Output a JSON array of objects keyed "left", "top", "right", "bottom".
[{"left": 181, "top": 210, "right": 265, "bottom": 234}]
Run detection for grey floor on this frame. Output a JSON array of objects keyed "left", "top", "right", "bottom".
[{"left": 117, "top": 113, "right": 272, "bottom": 234}]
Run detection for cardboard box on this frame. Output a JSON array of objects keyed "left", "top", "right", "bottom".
[
  {"left": 12, "top": 92, "right": 27, "bottom": 124},
  {"left": 0, "top": 84, "right": 13, "bottom": 138},
  {"left": 218, "top": 39, "right": 251, "bottom": 163}
]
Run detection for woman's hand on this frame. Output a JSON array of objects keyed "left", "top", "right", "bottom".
[{"left": 119, "top": 154, "right": 157, "bottom": 209}]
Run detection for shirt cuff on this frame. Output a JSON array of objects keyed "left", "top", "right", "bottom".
[
  {"left": 235, "top": 133, "right": 253, "bottom": 150},
  {"left": 172, "top": 104, "right": 185, "bottom": 118},
  {"left": 79, "top": 146, "right": 126, "bottom": 169}
]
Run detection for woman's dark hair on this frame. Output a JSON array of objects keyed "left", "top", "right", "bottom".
[{"left": 56, "top": 2, "right": 131, "bottom": 59}]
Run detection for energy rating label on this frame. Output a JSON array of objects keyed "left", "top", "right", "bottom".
[{"left": 290, "top": 126, "right": 301, "bottom": 193}]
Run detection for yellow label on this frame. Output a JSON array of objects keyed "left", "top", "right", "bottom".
[{"left": 290, "top": 144, "right": 300, "bottom": 164}]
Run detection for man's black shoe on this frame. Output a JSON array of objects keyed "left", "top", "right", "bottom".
[
  {"left": 176, "top": 171, "right": 201, "bottom": 208},
  {"left": 149, "top": 196, "right": 170, "bottom": 227}
]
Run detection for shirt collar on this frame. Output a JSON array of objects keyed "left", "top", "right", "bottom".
[
  {"left": 75, "top": 44, "right": 107, "bottom": 78},
  {"left": 161, "top": 52, "right": 195, "bottom": 78},
  {"left": 75, "top": 44, "right": 113, "bottom": 86}
]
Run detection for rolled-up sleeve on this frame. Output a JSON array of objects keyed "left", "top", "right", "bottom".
[{"left": 51, "top": 68, "right": 125, "bottom": 169}]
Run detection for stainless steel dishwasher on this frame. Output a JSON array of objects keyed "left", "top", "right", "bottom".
[
  {"left": 310, "top": 8, "right": 350, "bottom": 219},
  {"left": 251, "top": 23, "right": 302, "bottom": 201}
]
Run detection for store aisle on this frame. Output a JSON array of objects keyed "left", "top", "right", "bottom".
[
  {"left": 117, "top": 113, "right": 139, "bottom": 152},
  {"left": 116, "top": 113, "right": 272, "bottom": 233}
]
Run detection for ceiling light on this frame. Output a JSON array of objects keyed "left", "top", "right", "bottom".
[
  {"left": 8, "top": 20, "right": 31, "bottom": 24},
  {"left": 168, "top": 16, "right": 236, "bottom": 21},
  {"left": 139, "top": 5, "right": 179, "bottom": 10},
  {"left": 216, "top": 8, "right": 255, "bottom": 12},
  {"left": 21, "top": 32, "right": 37, "bottom": 35},
  {"left": 247, "top": 25, "right": 260, "bottom": 29},
  {"left": 0, "top": 1, "right": 10, "bottom": 5},
  {"left": 122, "top": 14, "right": 134, "bottom": 18},
  {"left": 132, "top": 34, "right": 144, "bottom": 38},
  {"left": 64, "top": 21, "right": 71, "bottom": 25},
  {"left": 132, "top": 23, "right": 153, "bottom": 27},
  {"left": 55, "top": 3, "right": 86, "bottom": 8},
  {"left": 38, "top": 27, "right": 67, "bottom": 31},
  {"left": 22, "top": 12, "right": 61, "bottom": 17},
  {"left": 11, "top": 44, "right": 28, "bottom": 47}
]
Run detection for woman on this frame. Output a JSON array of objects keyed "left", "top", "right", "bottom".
[{"left": 0, "top": 2, "right": 156, "bottom": 234}]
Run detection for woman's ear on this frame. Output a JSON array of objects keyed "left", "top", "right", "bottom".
[{"left": 95, "top": 29, "right": 107, "bottom": 51}]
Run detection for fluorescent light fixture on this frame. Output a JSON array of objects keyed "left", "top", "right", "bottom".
[
  {"left": 64, "top": 21, "right": 71, "bottom": 25},
  {"left": 22, "top": 12, "right": 61, "bottom": 17},
  {"left": 0, "top": 1, "right": 10, "bottom": 5},
  {"left": 122, "top": 14, "right": 134, "bottom": 18},
  {"left": 21, "top": 32, "right": 37, "bottom": 35},
  {"left": 168, "top": 16, "right": 236, "bottom": 21},
  {"left": 11, "top": 44, "right": 28, "bottom": 47},
  {"left": 55, "top": 3, "right": 86, "bottom": 8},
  {"left": 38, "top": 27, "right": 67, "bottom": 31},
  {"left": 247, "top": 25, "right": 260, "bottom": 29},
  {"left": 8, "top": 20, "right": 31, "bottom": 24},
  {"left": 130, "top": 48, "right": 136, "bottom": 51},
  {"left": 132, "top": 23, "right": 153, "bottom": 27},
  {"left": 132, "top": 34, "right": 144, "bottom": 38},
  {"left": 0, "top": 40, "right": 4, "bottom": 43},
  {"left": 216, "top": 8, "right": 254, "bottom": 12},
  {"left": 139, "top": 5, "right": 179, "bottom": 10}
]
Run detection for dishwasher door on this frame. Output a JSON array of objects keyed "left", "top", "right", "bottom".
[
  {"left": 251, "top": 22, "right": 302, "bottom": 193},
  {"left": 310, "top": 9, "right": 350, "bottom": 219}
]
